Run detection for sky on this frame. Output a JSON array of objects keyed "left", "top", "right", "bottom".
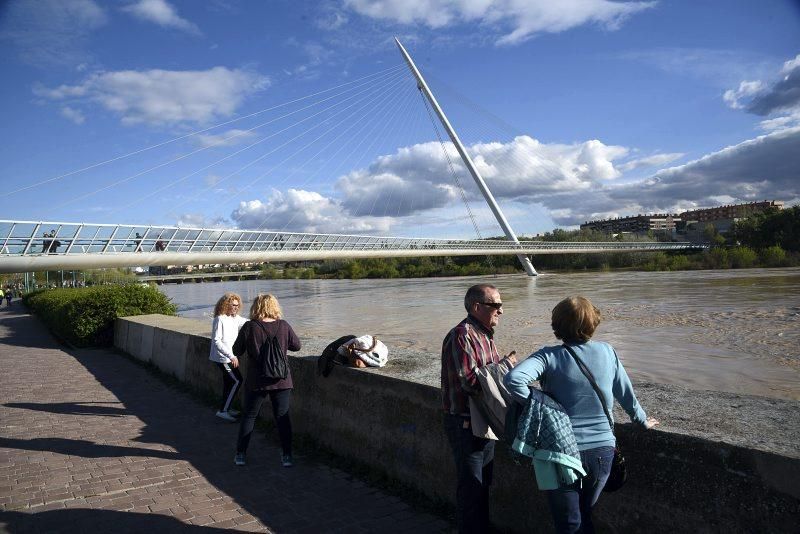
[{"left": 1, "top": 0, "right": 799, "bottom": 239}]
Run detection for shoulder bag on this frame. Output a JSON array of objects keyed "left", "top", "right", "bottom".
[{"left": 562, "top": 344, "right": 627, "bottom": 493}]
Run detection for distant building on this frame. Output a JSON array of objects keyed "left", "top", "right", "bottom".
[
  {"left": 580, "top": 213, "right": 680, "bottom": 236},
  {"left": 678, "top": 200, "right": 783, "bottom": 223},
  {"left": 580, "top": 200, "right": 784, "bottom": 241}
]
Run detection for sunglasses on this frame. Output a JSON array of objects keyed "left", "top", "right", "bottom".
[{"left": 479, "top": 302, "right": 503, "bottom": 310}]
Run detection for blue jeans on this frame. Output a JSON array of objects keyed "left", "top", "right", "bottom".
[
  {"left": 236, "top": 388, "right": 292, "bottom": 456},
  {"left": 546, "top": 446, "right": 615, "bottom": 534},
  {"left": 443, "top": 414, "right": 494, "bottom": 534}
]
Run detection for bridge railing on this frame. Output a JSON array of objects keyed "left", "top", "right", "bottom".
[{"left": 0, "top": 220, "right": 704, "bottom": 257}]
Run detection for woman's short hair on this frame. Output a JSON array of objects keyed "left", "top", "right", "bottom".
[
  {"left": 250, "top": 293, "right": 283, "bottom": 320},
  {"left": 213, "top": 292, "right": 242, "bottom": 317},
  {"left": 551, "top": 296, "right": 601, "bottom": 343}
]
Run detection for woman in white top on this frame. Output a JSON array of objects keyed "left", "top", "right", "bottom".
[{"left": 209, "top": 292, "right": 248, "bottom": 421}]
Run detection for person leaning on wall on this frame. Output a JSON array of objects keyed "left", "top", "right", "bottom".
[
  {"left": 504, "top": 296, "right": 659, "bottom": 534},
  {"left": 208, "top": 292, "right": 248, "bottom": 422},
  {"left": 441, "top": 283, "right": 517, "bottom": 534}
]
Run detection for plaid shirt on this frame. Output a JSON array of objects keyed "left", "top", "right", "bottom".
[{"left": 441, "top": 315, "right": 501, "bottom": 416}]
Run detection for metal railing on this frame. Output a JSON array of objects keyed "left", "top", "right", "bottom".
[
  {"left": 0, "top": 220, "right": 704, "bottom": 256},
  {"left": 0, "top": 220, "right": 707, "bottom": 274}
]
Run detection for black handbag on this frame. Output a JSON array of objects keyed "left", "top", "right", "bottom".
[{"left": 563, "top": 345, "right": 628, "bottom": 493}]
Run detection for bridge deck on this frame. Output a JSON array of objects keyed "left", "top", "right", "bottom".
[{"left": 0, "top": 220, "right": 705, "bottom": 273}]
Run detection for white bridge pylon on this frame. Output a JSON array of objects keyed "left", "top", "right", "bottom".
[{"left": 0, "top": 220, "right": 705, "bottom": 274}]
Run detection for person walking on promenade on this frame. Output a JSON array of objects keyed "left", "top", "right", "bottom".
[
  {"left": 4, "top": 288, "right": 12, "bottom": 306},
  {"left": 209, "top": 292, "right": 248, "bottom": 422},
  {"left": 442, "top": 284, "right": 516, "bottom": 534},
  {"left": 504, "top": 296, "right": 659, "bottom": 534},
  {"left": 232, "top": 294, "right": 301, "bottom": 468}
]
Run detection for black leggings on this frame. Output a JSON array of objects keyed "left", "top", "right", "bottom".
[
  {"left": 216, "top": 362, "right": 243, "bottom": 412},
  {"left": 236, "top": 388, "right": 292, "bottom": 456}
]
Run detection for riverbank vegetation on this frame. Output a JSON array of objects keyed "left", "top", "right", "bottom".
[
  {"left": 22, "top": 284, "right": 176, "bottom": 347},
  {"left": 269, "top": 206, "right": 800, "bottom": 277}
]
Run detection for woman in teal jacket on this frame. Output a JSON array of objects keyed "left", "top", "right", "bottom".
[{"left": 504, "top": 296, "right": 659, "bottom": 534}]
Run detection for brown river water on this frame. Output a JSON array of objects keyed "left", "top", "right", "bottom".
[{"left": 160, "top": 268, "right": 800, "bottom": 401}]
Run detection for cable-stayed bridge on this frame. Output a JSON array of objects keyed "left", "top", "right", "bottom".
[
  {"left": 0, "top": 220, "right": 704, "bottom": 274},
  {"left": 2, "top": 40, "right": 708, "bottom": 277}
]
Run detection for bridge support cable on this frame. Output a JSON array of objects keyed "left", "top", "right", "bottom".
[
  {"left": 60, "top": 68, "right": 409, "bottom": 214},
  {"left": 242, "top": 71, "right": 416, "bottom": 232},
  {"left": 394, "top": 38, "right": 537, "bottom": 276},
  {"left": 9, "top": 64, "right": 406, "bottom": 201}
]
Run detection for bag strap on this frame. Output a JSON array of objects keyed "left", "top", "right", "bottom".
[
  {"left": 348, "top": 335, "right": 379, "bottom": 353},
  {"left": 562, "top": 344, "right": 615, "bottom": 436}
]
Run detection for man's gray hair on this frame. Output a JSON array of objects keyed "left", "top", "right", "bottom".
[{"left": 464, "top": 284, "right": 497, "bottom": 311}]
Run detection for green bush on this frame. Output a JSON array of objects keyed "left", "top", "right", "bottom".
[{"left": 23, "top": 284, "right": 177, "bottom": 347}]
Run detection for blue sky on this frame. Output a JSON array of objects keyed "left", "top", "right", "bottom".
[{"left": 1, "top": 0, "right": 798, "bottom": 238}]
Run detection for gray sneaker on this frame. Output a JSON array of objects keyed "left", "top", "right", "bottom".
[
  {"left": 234, "top": 453, "right": 246, "bottom": 466},
  {"left": 216, "top": 410, "right": 237, "bottom": 422},
  {"left": 281, "top": 454, "right": 293, "bottom": 468}
]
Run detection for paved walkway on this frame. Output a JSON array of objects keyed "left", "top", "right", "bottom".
[{"left": 0, "top": 306, "right": 452, "bottom": 533}]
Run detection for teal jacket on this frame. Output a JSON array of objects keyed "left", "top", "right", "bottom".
[{"left": 511, "top": 388, "right": 586, "bottom": 490}]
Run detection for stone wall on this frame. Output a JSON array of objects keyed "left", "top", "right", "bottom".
[{"left": 114, "top": 315, "right": 799, "bottom": 533}]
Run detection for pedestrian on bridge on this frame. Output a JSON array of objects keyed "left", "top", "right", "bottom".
[
  {"left": 232, "top": 293, "right": 301, "bottom": 468},
  {"left": 209, "top": 292, "right": 247, "bottom": 422}
]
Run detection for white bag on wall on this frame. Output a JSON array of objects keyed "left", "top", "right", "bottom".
[{"left": 337, "top": 335, "right": 389, "bottom": 368}]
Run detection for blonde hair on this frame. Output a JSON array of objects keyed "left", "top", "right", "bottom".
[
  {"left": 250, "top": 293, "right": 283, "bottom": 320},
  {"left": 551, "top": 296, "right": 601, "bottom": 343},
  {"left": 213, "top": 292, "right": 242, "bottom": 317}
]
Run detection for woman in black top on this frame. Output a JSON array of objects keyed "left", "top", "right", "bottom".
[{"left": 232, "top": 294, "right": 301, "bottom": 467}]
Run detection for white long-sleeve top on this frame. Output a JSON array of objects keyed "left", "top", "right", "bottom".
[{"left": 209, "top": 314, "right": 248, "bottom": 363}]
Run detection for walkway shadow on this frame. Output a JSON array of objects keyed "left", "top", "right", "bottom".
[
  {"left": 2, "top": 509, "right": 231, "bottom": 533},
  {"left": 0, "top": 313, "right": 63, "bottom": 350},
  {"left": 63, "top": 349, "right": 386, "bottom": 532},
  {"left": 5, "top": 401, "right": 128, "bottom": 417},
  {"left": 0, "top": 437, "right": 179, "bottom": 461}
]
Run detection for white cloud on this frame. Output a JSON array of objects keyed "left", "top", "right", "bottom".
[
  {"left": 780, "top": 54, "right": 800, "bottom": 75},
  {"left": 35, "top": 67, "right": 269, "bottom": 126},
  {"left": 331, "top": 128, "right": 797, "bottom": 229},
  {"left": 723, "top": 80, "right": 764, "bottom": 110},
  {"left": 618, "top": 152, "right": 684, "bottom": 172},
  {"left": 725, "top": 53, "right": 800, "bottom": 132},
  {"left": 231, "top": 189, "right": 391, "bottom": 233},
  {"left": 547, "top": 127, "right": 800, "bottom": 225},
  {"left": 0, "top": 0, "right": 107, "bottom": 67},
  {"left": 60, "top": 106, "right": 86, "bottom": 124},
  {"left": 176, "top": 213, "right": 229, "bottom": 228},
  {"left": 336, "top": 136, "right": 629, "bottom": 216},
  {"left": 122, "top": 0, "right": 201, "bottom": 35},
  {"left": 192, "top": 129, "right": 258, "bottom": 148},
  {"left": 344, "top": 0, "right": 655, "bottom": 45}
]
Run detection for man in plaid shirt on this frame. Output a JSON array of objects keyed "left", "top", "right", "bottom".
[{"left": 441, "top": 284, "right": 516, "bottom": 534}]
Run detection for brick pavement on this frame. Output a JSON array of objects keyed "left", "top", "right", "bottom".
[{"left": 0, "top": 306, "right": 452, "bottom": 533}]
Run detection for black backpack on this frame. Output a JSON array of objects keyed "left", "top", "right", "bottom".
[{"left": 255, "top": 322, "right": 288, "bottom": 380}]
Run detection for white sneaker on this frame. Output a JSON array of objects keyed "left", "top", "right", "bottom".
[
  {"left": 228, "top": 409, "right": 240, "bottom": 417},
  {"left": 216, "top": 410, "right": 237, "bottom": 422}
]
